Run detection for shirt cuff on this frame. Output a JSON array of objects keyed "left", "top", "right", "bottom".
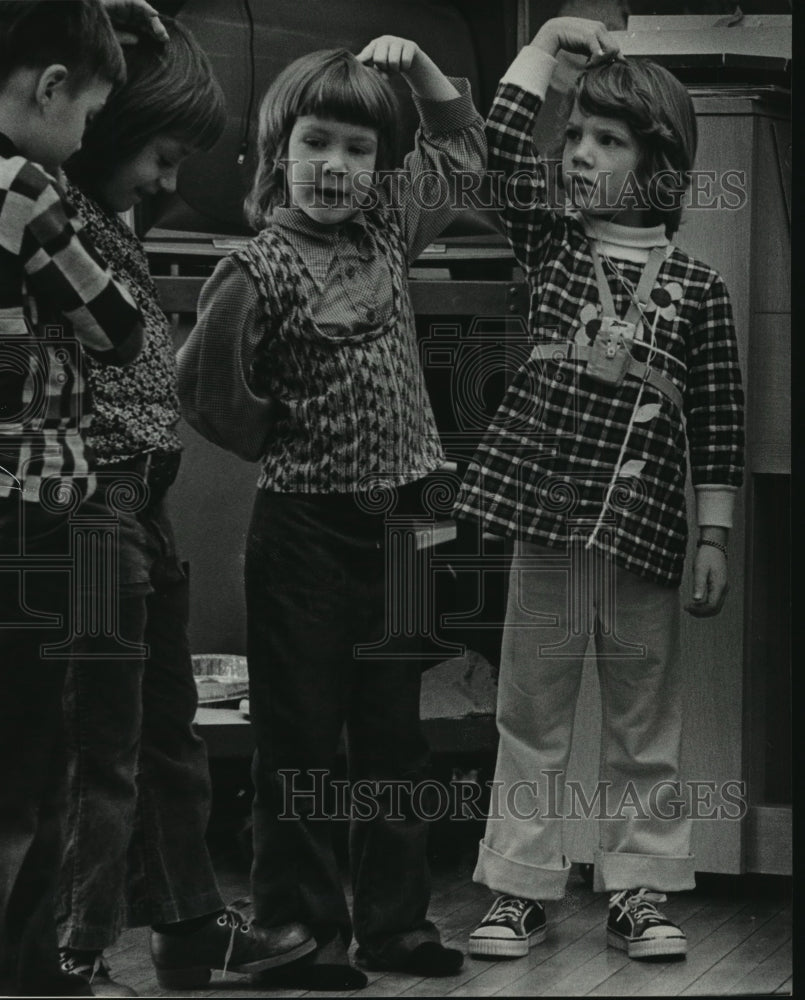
[
  {"left": 695, "top": 485, "right": 737, "bottom": 528},
  {"left": 412, "top": 77, "right": 480, "bottom": 136},
  {"left": 501, "top": 47, "right": 558, "bottom": 101}
]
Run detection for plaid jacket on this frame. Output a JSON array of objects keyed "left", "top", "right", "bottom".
[
  {"left": 453, "top": 82, "right": 745, "bottom": 586},
  {"left": 0, "top": 135, "right": 143, "bottom": 504}
]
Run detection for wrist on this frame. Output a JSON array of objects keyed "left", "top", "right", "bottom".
[
  {"left": 531, "top": 25, "right": 560, "bottom": 57},
  {"left": 698, "top": 525, "right": 729, "bottom": 546},
  {"left": 405, "top": 56, "right": 460, "bottom": 100},
  {"left": 697, "top": 538, "right": 728, "bottom": 559}
]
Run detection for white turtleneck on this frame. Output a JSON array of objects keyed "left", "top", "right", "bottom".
[{"left": 580, "top": 215, "right": 669, "bottom": 263}]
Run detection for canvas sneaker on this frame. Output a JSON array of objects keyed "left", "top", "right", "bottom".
[
  {"left": 468, "top": 895, "right": 547, "bottom": 958},
  {"left": 607, "top": 888, "right": 687, "bottom": 959}
]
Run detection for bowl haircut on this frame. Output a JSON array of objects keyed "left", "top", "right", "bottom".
[{"left": 245, "top": 48, "right": 399, "bottom": 229}]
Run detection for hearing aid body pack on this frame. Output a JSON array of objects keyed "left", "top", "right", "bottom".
[
  {"left": 586, "top": 244, "right": 666, "bottom": 387},
  {"left": 528, "top": 244, "right": 683, "bottom": 412}
]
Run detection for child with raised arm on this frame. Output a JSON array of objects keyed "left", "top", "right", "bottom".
[
  {"left": 453, "top": 17, "right": 744, "bottom": 961},
  {"left": 0, "top": 2, "right": 146, "bottom": 994},
  {"left": 178, "top": 36, "right": 485, "bottom": 991}
]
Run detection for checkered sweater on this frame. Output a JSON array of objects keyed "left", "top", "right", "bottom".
[
  {"left": 234, "top": 211, "right": 445, "bottom": 493},
  {"left": 0, "top": 136, "right": 143, "bottom": 503},
  {"left": 453, "top": 81, "right": 745, "bottom": 586}
]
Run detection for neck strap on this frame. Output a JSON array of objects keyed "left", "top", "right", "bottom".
[{"left": 589, "top": 244, "right": 666, "bottom": 326}]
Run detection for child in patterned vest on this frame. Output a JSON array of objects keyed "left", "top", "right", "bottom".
[
  {"left": 179, "top": 37, "right": 485, "bottom": 991},
  {"left": 453, "top": 17, "right": 744, "bottom": 962}
]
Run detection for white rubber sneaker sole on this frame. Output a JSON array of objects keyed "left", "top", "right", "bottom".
[
  {"left": 607, "top": 928, "right": 687, "bottom": 959},
  {"left": 468, "top": 925, "right": 547, "bottom": 958}
]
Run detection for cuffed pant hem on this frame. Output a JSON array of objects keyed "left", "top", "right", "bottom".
[
  {"left": 593, "top": 850, "right": 696, "bottom": 893},
  {"left": 473, "top": 839, "right": 570, "bottom": 901}
]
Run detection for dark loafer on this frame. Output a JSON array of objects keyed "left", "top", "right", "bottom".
[{"left": 150, "top": 908, "right": 316, "bottom": 989}]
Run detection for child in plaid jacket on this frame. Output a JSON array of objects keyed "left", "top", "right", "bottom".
[{"left": 455, "top": 17, "right": 743, "bottom": 963}]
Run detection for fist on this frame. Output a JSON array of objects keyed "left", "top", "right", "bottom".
[
  {"left": 533, "top": 17, "right": 620, "bottom": 64},
  {"left": 356, "top": 36, "right": 421, "bottom": 75},
  {"left": 102, "top": 0, "right": 168, "bottom": 44}
]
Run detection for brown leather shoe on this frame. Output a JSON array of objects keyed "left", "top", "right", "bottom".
[{"left": 150, "top": 908, "right": 316, "bottom": 989}]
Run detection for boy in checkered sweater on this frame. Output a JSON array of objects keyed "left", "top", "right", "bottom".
[
  {"left": 0, "top": 3, "right": 146, "bottom": 994},
  {"left": 454, "top": 18, "right": 744, "bottom": 961}
]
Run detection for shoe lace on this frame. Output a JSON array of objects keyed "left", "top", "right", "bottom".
[
  {"left": 58, "top": 951, "right": 110, "bottom": 983},
  {"left": 488, "top": 896, "right": 532, "bottom": 923},
  {"left": 88, "top": 955, "right": 111, "bottom": 985},
  {"left": 217, "top": 906, "right": 253, "bottom": 978},
  {"left": 622, "top": 888, "right": 668, "bottom": 924}
]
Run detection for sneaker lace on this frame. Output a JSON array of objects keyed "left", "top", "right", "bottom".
[
  {"left": 625, "top": 888, "right": 668, "bottom": 924},
  {"left": 217, "top": 906, "right": 253, "bottom": 978},
  {"left": 58, "top": 952, "right": 110, "bottom": 983},
  {"left": 88, "top": 955, "right": 110, "bottom": 985},
  {"left": 489, "top": 896, "right": 531, "bottom": 923}
]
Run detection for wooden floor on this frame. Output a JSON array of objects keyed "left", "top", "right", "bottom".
[{"left": 102, "top": 828, "right": 792, "bottom": 999}]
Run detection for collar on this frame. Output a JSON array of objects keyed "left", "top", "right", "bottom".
[
  {"left": 271, "top": 206, "right": 369, "bottom": 242},
  {"left": 582, "top": 215, "right": 669, "bottom": 263}
]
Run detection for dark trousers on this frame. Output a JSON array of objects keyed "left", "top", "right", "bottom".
[
  {"left": 245, "top": 488, "right": 441, "bottom": 961},
  {"left": 57, "top": 495, "right": 223, "bottom": 950},
  {"left": 0, "top": 499, "right": 89, "bottom": 996}
]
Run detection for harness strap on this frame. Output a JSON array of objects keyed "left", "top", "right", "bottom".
[
  {"left": 529, "top": 342, "right": 684, "bottom": 412},
  {"left": 589, "top": 245, "right": 667, "bottom": 327}
]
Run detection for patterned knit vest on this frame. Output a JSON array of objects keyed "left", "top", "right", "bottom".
[{"left": 233, "top": 212, "right": 445, "bottom": 493}]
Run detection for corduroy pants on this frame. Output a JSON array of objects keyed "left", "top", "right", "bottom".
[
  {"left": 474, "top": 540, "right": 695, "bottom": 900},
  {"left": 244, "top": 487, "right": 443, "bottom": 964}
]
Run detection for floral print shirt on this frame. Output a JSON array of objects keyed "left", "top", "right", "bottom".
[{"left": 66, "top": 182, "right": 182, "bottom": 465}]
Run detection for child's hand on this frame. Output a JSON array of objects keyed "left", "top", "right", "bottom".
[
  {"left": 357, "top": 36, "right": 459, "bottom": 101},
  {"left": 357, "top": 36, "right": 421, "bottom": 76},
  {"left": 531, "top": 17, "right": 621, "bottom": 65},
  {"left": 102, "top": 0, "right": 169, "bottom": 44},
  {"left": 684, "top": 545, "right": 729, "bottom": 617}
]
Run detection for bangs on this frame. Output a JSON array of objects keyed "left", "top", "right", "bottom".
[
  {"left": 244, "top": 48, "right": 399, "bottom": 228},
  {"left": 294, "top": 53, "right": 395, "bottom": 133}
]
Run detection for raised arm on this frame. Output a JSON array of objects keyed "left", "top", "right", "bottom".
[
  {"left": 488, "top": 18, "right": 620, "bottom": 273},
  {"left": 357, "top": 36, "right": 486, "bottom": 262}
]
